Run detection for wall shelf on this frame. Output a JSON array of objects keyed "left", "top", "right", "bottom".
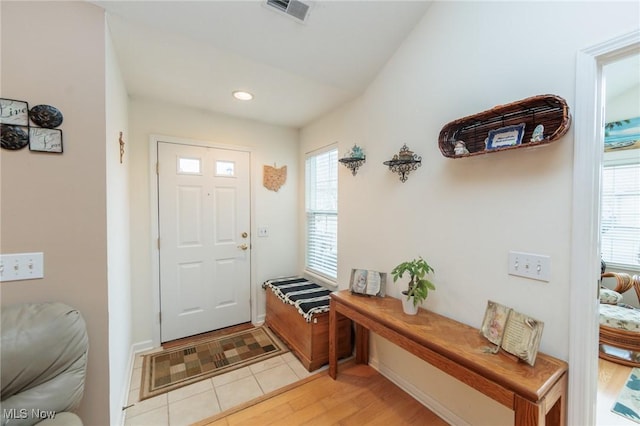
[
  {"left": 383, "top": 144, "right": 421, "bottom": 182},
  {"left": 438, "top": 94, "right": 571, "bottom": 158}
]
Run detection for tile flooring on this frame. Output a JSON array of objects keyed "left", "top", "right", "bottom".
[{"left": 124, "top": 349, "right": 319, "bottom": 426}]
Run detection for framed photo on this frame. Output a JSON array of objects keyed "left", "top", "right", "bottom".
[
  {"left": 349, "top": 269, "right": 387, "bottom": 297},
  {"left": 0, "top": 98, "right": 29, "bottom": 126},
  {"left": 29, "top": 128, "right": 63, "bottom": 153},
  {"left": 486, "top": 123, "right": 526, "bottom": 150}
]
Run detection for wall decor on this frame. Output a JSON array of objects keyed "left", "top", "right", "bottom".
[
  {"left": 29, "top": 104, "right": 63, "bottom": 128},
  {"left": 0, "top": 124, "right": 29, "bottom": 150},
  {"left": 29, "top": 128, "right": 62, "bottom": 153},
  {"left": 338, "top": 144, "right": 366, "bottom": 176},
  {"left": 605, "top": 116, "right": 640, "bottom": 151},
  {"left": 119, "top": 131, "right": 125, "bottom": 163},
  {"left": 439, "top": 94, "right": 571, "bottom": 158},
  {"left": 0, "top": 98, "right": 29, "bottom": 126},
  {"left": 383, "top": 143, "right": 422, "bottom": 182},
  {"left": 263, "top": 164, "right": 287, "bottom": 191}
]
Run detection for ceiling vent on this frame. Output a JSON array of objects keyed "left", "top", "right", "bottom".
[{"left": 265, "top": 0, "right": 310, "bottom": 22}]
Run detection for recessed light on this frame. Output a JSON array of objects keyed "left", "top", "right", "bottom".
[{"left": 232, "top": 91, "right": 253, "bottom": 101}]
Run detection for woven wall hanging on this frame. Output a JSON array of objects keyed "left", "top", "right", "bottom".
[{"left": 263, "top": 164, "right": 287, "bottom": 192}]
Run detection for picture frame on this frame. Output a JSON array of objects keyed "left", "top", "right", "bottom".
[
  {"left": 486, "top": 123, "right": 526, "bottom": 150},
  {"left": 349, "top": 269, "right": 387, "bottom": 297},
  {"left": 605, "top": 116, "right": 640, "bottom": 151},
  {"left": 0, "top": 98, "right": 29, "bottom": 126},
  {"left": 29, "top": 128, "right": 63, "bottom": 153}
]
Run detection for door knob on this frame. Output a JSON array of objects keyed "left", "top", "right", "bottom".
[{"left": 237, "top": 244, "right": 248, "bottom": 251}]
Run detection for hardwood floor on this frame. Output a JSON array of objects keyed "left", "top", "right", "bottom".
[
  {"left": 598, "top": 358, "right": 635, "bottom": 425},
  {"left": 193, "top": 362, "right": 448, "bottom": 426},
  {"left": 161, "top": 322, "right": 254, "bottom": 349}
]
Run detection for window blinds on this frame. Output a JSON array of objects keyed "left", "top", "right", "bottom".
[
  {"left": 601, "top": 163, "right": 640, "bottom": 269},
  {"left": 305, "top": 148, "right": 338, "bottom": 279}
]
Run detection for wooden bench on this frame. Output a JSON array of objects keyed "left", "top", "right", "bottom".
[
  {"left": 264, "top": 278, "right": 352, "bottom": 371},
  {"left": 329, "top": 290, "right": 568, "bottom": 426}
]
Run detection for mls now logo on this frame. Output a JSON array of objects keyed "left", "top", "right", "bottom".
[{"left": 3, "top": 408, "right": 56, "bottom": 420}]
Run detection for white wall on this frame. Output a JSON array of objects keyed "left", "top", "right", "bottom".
[
  {"left": 301, "top": 2, "right": 640, "bottom": 424},
  {"left": 129, "top": 98, "right": 299, "bottom": 344},
  {"left": 606, "top": 83, "right": 640, "bottom": 122},
  {"left": 0, "top": 2, "right": 110, "bottom": 425},
  {"left": 106, "top": 20, "right": 132, "bottom": 426}
]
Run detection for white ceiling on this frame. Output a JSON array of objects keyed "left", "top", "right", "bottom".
[{"left": 93, "top": 0, "right": 433, "bottom": 128}]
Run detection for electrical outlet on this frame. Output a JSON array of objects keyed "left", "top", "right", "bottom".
[
  {"left": 0, "top": 252, "right": 44, "bottom": 282},
  {"left": 508, "top": 251, "right": 551, "bottom": 282}
]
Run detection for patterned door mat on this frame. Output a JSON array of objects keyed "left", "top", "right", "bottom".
[
  {"left": 613, "top": 367, "right": 640, "bottom": 423},
  {"left": 140, "top": 326, "right": 287, "bottom": 401}
]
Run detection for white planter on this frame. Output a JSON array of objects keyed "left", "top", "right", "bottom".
[{"left": 402, "top": 296, "right": 418, "bottom": 315}]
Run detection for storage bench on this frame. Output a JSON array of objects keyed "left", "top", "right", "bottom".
[{"left": 263, "top": 277, "right": 352, "bottom": 371}]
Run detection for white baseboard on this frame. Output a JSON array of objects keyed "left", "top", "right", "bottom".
[
  {"left": 368, "top": 355, "right": 470, "bottom": 426},
  {"left": 118, "top": 340, "right": 155, "bottom": 426}
]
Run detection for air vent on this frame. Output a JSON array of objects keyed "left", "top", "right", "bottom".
[{"left": 265, "top": 0, "right": 310, "bottom": 22}]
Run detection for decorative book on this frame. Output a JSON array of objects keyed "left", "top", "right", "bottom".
[
  {"left": 349, "top": 269, "right": 386, "bottom": 297},
  {"left": 480, "top": 300, "right": 544, "bottom": 366}
]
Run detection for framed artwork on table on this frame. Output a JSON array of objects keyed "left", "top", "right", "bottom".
[{"left": 349, "top": 269, "right": 387, "bottom": 297}]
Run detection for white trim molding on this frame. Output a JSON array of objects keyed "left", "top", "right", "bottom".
[{"left": 570, "top": 29, "right": 640, "bottom": 426}]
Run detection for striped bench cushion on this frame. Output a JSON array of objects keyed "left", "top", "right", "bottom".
[{"left": 263, "top": 277, "right": 332, "bottom": 322}]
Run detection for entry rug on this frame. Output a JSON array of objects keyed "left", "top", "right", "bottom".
[
  {"left": 140, "top": 326, "right": 287, "bottom": 401},
  {"left": 613, "top": 367, "right": 640, "bottom": 423}
]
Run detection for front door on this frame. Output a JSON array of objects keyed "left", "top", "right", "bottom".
[{"left": 157, "top": 141, "right": 251, "bottom": 342}]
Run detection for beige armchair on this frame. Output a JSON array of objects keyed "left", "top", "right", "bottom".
[{"left": 1, "top": 302, "right": 88, "bottom": 426}]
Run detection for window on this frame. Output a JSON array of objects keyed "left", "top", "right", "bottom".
[
  {"left": 305, "top": 147, "right": 338, "bottom": 280},
  {"left": 601, "top": 160, "right": 640, "bottom": 269}
]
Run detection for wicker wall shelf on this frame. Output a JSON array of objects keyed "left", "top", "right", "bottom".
[{"left": 438, "top": 94, "right": 571, "bottom": 159}]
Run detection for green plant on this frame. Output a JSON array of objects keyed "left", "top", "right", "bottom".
[{"left": 391, "top": 257, "right": 435, "bottom": 306}]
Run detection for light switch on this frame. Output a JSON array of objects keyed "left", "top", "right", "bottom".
[
  {"left": 0, "top": 252, "right": 44, "bottom": 282},
  {"left": 508, "top": 251, "right": 550, "bottom": 282}
]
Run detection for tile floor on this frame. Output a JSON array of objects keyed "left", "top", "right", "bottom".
[{"left": 124, "top": 349, "right": 320, "bottom": 426}]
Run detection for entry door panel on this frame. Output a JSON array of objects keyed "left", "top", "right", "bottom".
[{"left": 158, "top": 142, "right": 251, "bottom": 342}]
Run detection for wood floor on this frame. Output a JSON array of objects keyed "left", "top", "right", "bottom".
[
  {"left": 193, "top": 362, "right": 448, "bottom": 426},
  {"left": 597, "top": 357, "right": 635, "bottom": 425},
  {"left": 162, "top": 322, "right": 254, "bottom": 350},
  {"left": 171, "top": 324, "right": 634, "bottom": 425}
]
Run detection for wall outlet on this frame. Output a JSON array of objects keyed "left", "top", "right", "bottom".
[
  {"left": 508, "top": 251, "right": 550, "bottom": 282},
  {"left": 0, "top": 252, "right": 44, "bottom": 282}
]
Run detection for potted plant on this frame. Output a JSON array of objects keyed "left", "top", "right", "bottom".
[{"left": 391, "top": 257, "right": 435, "bottom": 315}]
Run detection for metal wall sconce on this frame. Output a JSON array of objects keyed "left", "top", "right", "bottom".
[
  {"left": 339, "top": 144, "right": 366, "bottom": 176},
  {"left": 383, "top": 143, "right": 421, "bottom": 182}
]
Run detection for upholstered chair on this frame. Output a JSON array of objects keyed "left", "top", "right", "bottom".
[{"left": 1, "top": 302, "right": 88, "bottom": 426}]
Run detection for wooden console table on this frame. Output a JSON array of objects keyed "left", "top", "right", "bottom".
[{"left": 329, "top": 291, "right": 568, "bottom": 426}]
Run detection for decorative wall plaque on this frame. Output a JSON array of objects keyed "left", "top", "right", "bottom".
[{"left": 263, "top": 164, "right": 287, "bottom": 192}]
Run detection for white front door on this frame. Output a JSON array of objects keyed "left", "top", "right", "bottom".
[{"left": 158, "top": 141, "right": 251, "bottom": 342}]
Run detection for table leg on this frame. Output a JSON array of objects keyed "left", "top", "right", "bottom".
[
  {"left": 355, "top": 323, "right": 369, "bottom": 364},
  {"left": 329, "top": 300, "right": 337, "bottom": 379},
  {"left": 514, "top": 394, "right": 543, "bottom": 426}
]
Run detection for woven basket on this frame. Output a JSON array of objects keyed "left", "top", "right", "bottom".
[{"left": 438, "top": 94, "right": 571, "bottom": 158}]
